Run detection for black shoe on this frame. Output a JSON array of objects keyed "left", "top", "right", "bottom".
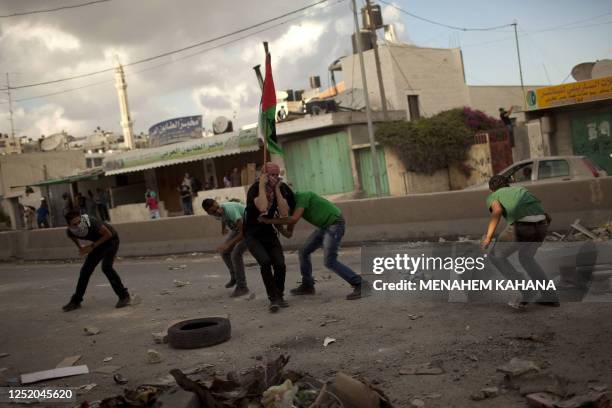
[
  {"left": 115, "top": 295, "right": 130, "bottom": 308},
  {"left": 290, "top": 284, "right": 315, "bottom": 296},
  {"left": 269, "top": 301, "right": 280, "bottom": 313},
  {"left": 230, "top": 286, "right": 250, "bottom": 298},
  {"left": 62, "top": 301, "right": 81, "bottom": 312},
  {"left": 536, "top": 301, "right": 560, "bottom": 307},
  {"left": 278, "top": 298, "right": 289, "bottom": 308},
  {"left": 346, "top": 283, "right": 364, "bottom": 300},
  {"left": 225, "top": 279, "right": 237, "bottom": 289}
]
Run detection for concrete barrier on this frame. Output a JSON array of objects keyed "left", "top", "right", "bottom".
[{"left": 2, "top": 178, "right": 611, "bottom": 261}]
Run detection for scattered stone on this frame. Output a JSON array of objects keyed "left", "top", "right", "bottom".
[
  {"left": 152, "top": 332, "right": 169, "bottom": 344},
  {"left": 0, "top": 353, "right": 9, "bottom": 359},
  {"left": 103, "top": 357, "right": 113, "bottom": 363},
  {"left": 182, "top": 364, "right": 215, "bottom": 375},
  {"left": 438, "top": 237, "right": 446, "bottom": 243},
  {"left": 497, "top": 358, "right": 539, "bottom": 377},
  {"left": 408, "top": 314, "right": 423, "bottom": 321},
  {"left": 323, "top": 337, "right": 336, "bottom": 347},
  {"left": 77, "top": 383, "right": 97, "bottom": 394},
  {"left": 515, "top": 373, "right": 570, "bottom": 397},
  {"left": 168, "top": 265, "right": 187, "bottom": 270},
  {"left": 410, "top": 398, "right": 426, "bottom": 407},
  {"left": 113, "top": 374, "right": 128, "bottom": 385},
  {"left": 173, "top": 279, "right": 191, "bottom": 287},
  {"left": 468, "top": 355, "right": 478, "bottom": 362},
  {"left": 147, "top": 349, "right": 163, "bottom": 364},
  {"left": 526, "top": 392, "right": 558, "bottom": 407},
  {"left": 84, "top": 326, "right": 101, "bottom": 336},
  {"left": 160, "top": 289, "right": 173, "bottom": 295}
]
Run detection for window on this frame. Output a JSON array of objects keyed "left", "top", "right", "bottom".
[
  {"left": 538, "top": 160, "right": 569, "bottom": 180},
  {"left": 407, "top": 95, "right": 420, "bottom": 121},
  {"left": 94, "top": 158, "right": 103, "bottom": 167},
  {"left": 503, "top": 162, "right": 533, "bottom": 183}
]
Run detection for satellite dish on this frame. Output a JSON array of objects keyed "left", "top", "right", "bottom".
[
  {"left": 85, "top": 133, "right": 107, "bottom": 148},
  {"left": 212, "top": 116, "right": 233, "bottom": 135},
  {"left": 592, "top": 59, "right": 612, "bottom": 79},
  {"left": 40, "top": 133, "right": 65, "bottom": 151},
  {"left": 571, "top": 62, "right": 595, "bottom": 81}
]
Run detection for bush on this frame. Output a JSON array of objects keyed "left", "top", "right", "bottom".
[{"left": 375, "top": 107, "right": 502, "bottom": 174}]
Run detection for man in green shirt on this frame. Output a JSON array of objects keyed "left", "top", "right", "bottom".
[
  {"left": 259, "top": 191, "right": 365, "bottom": 300},
  {"left": 202, "top": 199, "right": 249, "bottom": 297},
  {"left": 481, "top": 175, "right": 559, "bottom": 309}
]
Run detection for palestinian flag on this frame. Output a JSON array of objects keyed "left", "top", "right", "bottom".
[{"left": 259, "top": 52, "right": 284, "bottom": 156}]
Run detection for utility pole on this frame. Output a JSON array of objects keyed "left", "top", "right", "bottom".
[
  {"left": 365, "top": 0, "right": 388, "bottom": 121},
  {"left": 6, "top": 73, "right": 15, "bottom": 138},
  {"left": 512, "top": 22, "right": 526, "bottom": 110},
  {"left": 352, "top": 0, "right": 383, "bottom": 197}
]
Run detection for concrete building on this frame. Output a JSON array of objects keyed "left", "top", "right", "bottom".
[
  {"left": 522, "top": 75, "right": 612, "bottom": 173},
  {"left": 338, "top": 42, "right": 534, "bottom": 120},
  {"left": 0, "top": 151, "right": 87, "bottom": 229},
  {"left": 0, "top": 134, "right": 22, "bottom": 155}
]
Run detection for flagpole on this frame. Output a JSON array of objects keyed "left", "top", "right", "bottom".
[{"left": 262, "top": 42, "right": 269, "bottom": 165}]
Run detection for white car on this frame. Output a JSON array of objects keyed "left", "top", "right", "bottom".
[{"left": 465, "top": 155, "right": 608, "bottom": 190}]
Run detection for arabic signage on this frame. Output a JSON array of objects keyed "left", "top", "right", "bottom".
[
  {"left": 148, "top": 115, "right": 203, "bottom": 147},
  {"left": 103, "top": 128, "right": 260, "bottom": 174},
  {"left": 526, "top": 76, "right": 612, "bottom": 110}
]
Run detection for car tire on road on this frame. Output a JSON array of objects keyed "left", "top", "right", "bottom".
[{"left": 167, "top": 317, "right": 231, "bottom": 349}]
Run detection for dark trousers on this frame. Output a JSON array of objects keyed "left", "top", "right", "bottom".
[
  {"left": 490, "top": 222, "right": 558, "bottom": 302},
  {"left": 97, "top": 204, "right": 110, "bottom": 221},
  {"left": 246, "top": 234, "right": 286, "bottom": 301},
  {"left": 71, "top": 238, "right": 128, "bottom": 303}
]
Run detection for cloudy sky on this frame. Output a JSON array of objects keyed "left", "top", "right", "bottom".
[{"left": 1, "top": 0, "right": 611, "bottom": 139}]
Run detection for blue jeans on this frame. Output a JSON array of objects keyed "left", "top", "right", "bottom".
[{"left": 299, "top": 218, "right": 361, "bottom": 287}]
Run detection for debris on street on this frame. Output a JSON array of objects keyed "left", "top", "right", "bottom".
[
  {"left": 84, "top": 326, "right": 101, "bottom": 336},
  {"left": 93, "top": 355, "right": 394, "bottom": 408},
  {"left": 21, "top": 365, "right": 89, "bottom": 384},
  {"left": 56, "top": 355, "right": 82, "bottom": 368}
]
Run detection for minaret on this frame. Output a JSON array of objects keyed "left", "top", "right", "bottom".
[{"left": 114, "top": 56, "right": 135, "bottom": 150}]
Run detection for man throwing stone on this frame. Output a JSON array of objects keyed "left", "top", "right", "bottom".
[
  {"left": 259, "top": 191, "right": 365, "bottom": 300},
  {"left": 481, "top": 175, "right": 559, "bottom": 309},
  {"left": 202, "top": 198, "right": 249, "bottom": 297},
  {"left": 62, "top": 210, "right": 130, "bottom": 311}
]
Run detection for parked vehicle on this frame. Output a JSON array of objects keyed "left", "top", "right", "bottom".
[{"left": 464, "top": 155, "right": 608, "bottom": 190}]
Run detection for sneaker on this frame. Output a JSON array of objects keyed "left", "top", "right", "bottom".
[
  {"left": 230, "top": 286, "right": 250, "bottom": 298},
  {"left": 536, "top": 301, "right": 560, "bottom": 307},
  {"left": 62, "top": 301, "right": 81, "bottom": 312},
  {"left": 224, "top": 279, "right": 237, "bottom": 289},
  {"left": 269, "top": 301, "right": 280, "bottom": 313},
  {"left": 290, "top": 284, "right": 315, "bottom": 296},
  {"left": 115, "top": 295, "right": 131, "bottom": 308},
  {"left": 346, "top": 283, "right": 363, "bottom": 300},
  {"left": 278, "top": 298, "right": 289, "bottom": 308}
]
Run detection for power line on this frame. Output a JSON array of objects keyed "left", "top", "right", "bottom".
[
  {"left": 0, "top": 0, "right": 111, "bottom": 18},
  {"left": 2, "top": 0, "right": 333, "bottom": 91},
  {"left": 378, "top": 0, "right": 513, "bottom": 32},
  {"left": 0, "top": 0, "right": 346, "bottom": 104}
]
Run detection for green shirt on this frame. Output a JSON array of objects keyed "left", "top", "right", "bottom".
[
  {"left": 220, "top": 202, "right": 245, "bottom": 231},
  {"left": 486, "top": 186, "right": 545, "bottom": 225},
  {"left": 295, "top": 191, "right": 341, "bottom": 229}
]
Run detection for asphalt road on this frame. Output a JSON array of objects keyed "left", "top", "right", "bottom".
[{"left": 0, "top": 246, "right": 611, "bottom": 407}]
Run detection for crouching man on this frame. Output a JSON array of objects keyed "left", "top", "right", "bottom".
[
  {"left": 202, "top": 198, "right": 249, "bottom": 297},
  {"left": 259, "top": 191, "right": 366, "bottom": 300},
  {"left": 481, "top": 175, "right": 559, "bottom": 310},
  {"left": 62, "top": 210, "right": 130, "bottom": 311}
]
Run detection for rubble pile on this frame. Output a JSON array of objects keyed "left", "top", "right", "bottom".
[
  {"left": 546, "top": 221, "right": 612, "bottom": 242},
  {"left": 88, "top": 355, "right": 393, "bottom": 408},
  {"left": 470, "top": 358, "right": 610, "bottom": 408}
]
